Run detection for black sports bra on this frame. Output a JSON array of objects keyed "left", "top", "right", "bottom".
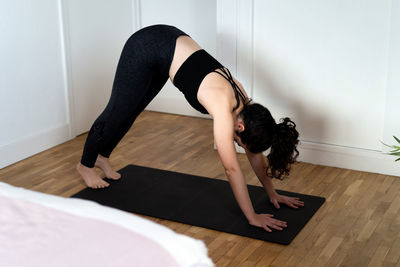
[{"left": 173, "top": 49, "right": 247, "bottom": 114}]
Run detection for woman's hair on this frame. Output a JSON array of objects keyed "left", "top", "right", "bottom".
[{"left": 237, "top": 103, "right": 299, "bottom": 179}]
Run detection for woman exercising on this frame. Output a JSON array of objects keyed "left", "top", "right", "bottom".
[{"left": 77, "top": 24, "right": 303, "bottom": 232}]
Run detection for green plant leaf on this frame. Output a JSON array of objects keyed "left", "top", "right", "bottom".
[
  {"left": 394, "top": 135, "right": 400, "bottom": 144},
  {"left": 381, "top": 141, "right": 388, "bottom": 147},
  {"left": 381, "top": 141, "right": 393, "bottom": 148},
  {"left": 382, "top": 136, "right": 400, "bottom": 162}
]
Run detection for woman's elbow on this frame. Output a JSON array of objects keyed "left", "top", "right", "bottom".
[{"left": 224, "top": 167, "right": 240, "bottom": 178}]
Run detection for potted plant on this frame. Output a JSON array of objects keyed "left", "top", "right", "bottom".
[{"left": 383, "top": 136, "right": 400, "bottom": 162}]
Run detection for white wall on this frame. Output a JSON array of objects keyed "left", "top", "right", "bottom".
[
  {"left": 219, "top": 0, "right": 400, "bottom": 176},
  {"left": 142, "top": 0, "right": 217, "bottom": 118},
  {"left": 1, "top": 0, "right": 399, "bottom": 176},
  {"left": 0, "top": 0, "right": 70, "bottom": 168},
  {"left": 253, "top": 0, "right": 390, "bottom": 151},
  {"left": 0, "top": 0, "right": 216, "bottom": 168},
  {"left": 65, "top": 0, "right": 133, "bottom": 135},
  {"left": 383, "top": 0, "right": 400, "bottom": 150},
  {"left": 0, "top": 0, "right": 135, "bottom": 168}
]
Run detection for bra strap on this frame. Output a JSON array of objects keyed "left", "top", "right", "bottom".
[{"left": 212, "top": 67, "right": 247, "bottom": 111}]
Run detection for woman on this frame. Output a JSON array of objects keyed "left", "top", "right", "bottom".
[{"left": 77, "top": 24, "right": 304, "bottom": 232}]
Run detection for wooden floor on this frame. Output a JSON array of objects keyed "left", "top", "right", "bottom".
[{"left": 1, "top": 110, "right": 400, "bottom": 267}]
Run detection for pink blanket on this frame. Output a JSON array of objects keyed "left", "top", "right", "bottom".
[{"left": 0, "top": 195, "right": 179, "bottom": 267}]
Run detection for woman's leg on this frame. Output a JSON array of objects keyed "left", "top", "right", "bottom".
[
  {"left": 77, "top": 72, "right": 168, "bottom": 188},
  {"left": 77, "top": 33, "right": 156, "bottom": 188},
  {"left": 77, "top": 25, "right": 185, "bottom": 188},
  {"left": 99, "top": 74, "right": 169, "bottom": 158},
  {"left": 93, "top": 73, "right": 169, "bottom": 182}
]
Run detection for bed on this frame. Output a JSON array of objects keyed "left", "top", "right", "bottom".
[{"left": 0, "top": 182, "right": 214, "bottom": 267}]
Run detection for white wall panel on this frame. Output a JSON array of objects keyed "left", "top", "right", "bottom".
[
  {"left": 218, "top": 0, "right": 400, "bottom": 175},
  {"left": 0, "top": 0, "right": 70, "bottom": 167},
  {"left": 0, "top": 0, "right": 68, "bottom": 146},
  {"left": 252, "top": 0, "right": 391, "bottom": 151},
  {"left": 383, "top": 0, "right": 400, "bottom": 151},
  {"left": 66, "top": 0, "right": 133, "bottom": 135}
]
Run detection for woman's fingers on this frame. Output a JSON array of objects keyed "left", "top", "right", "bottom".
[
  {"left": 272, "top": 195, "right": 305, "bottom": 209},
  {"left": 266, "top": 221, "right": 285, "bottom": 231},
  {"left": 276, "top": 219, "right": 287, "bottom": 227},
  {"left": 286, "top": 197, "right": 305, "bottom": 208},
  {"left": 252, "top": 214, "right": 288, "bottom": 232},
  {"left": 265, "top": 217, "right": 287, "bottom": 231},
  {"left": 273, "top": 220, "right": 287, "bottom": 228},
  {"left": 263, "top": 225, "right": 272, "bottom": 232},
  {"left": 269, "top": 224, "right": 283, "bottom": 231},
  {"left": 296, "top": 200, "right": 305, "bottom": 206},
  {"left": 273, "top": 200, "right": 280, "bottom": 209}
]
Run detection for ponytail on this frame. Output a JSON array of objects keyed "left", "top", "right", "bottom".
[
  {"left": 238, "top": 104, "right": 300, "bottom": 179},
  {"left": 267, "top": 118, "right": 299, "bottom": 179}
]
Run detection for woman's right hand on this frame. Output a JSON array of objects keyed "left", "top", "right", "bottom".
[{"left": 249, "top": 214, "right": 287, "bottom": 232}]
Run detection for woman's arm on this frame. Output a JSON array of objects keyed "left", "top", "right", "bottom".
[
  {"left": 212, "top": 109, "right": 287, "bottom": 231},
  {"left": 213, "top": 111, "right": 256, "bottom": 222},
  {"left": 244, "top": 148, "right": 304, "bottom": 209},
  {"left": 244, "top": 149, "right": 276, "bottom": 196},
  {"left": 200, "top": 81, "right": 286, "bottom": 231}
]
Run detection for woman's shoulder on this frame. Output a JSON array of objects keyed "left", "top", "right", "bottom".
[
  {"left": 201, "top": 69, "right": 249, "bottom": 111},
  {"left": 197, "top": 75, "right": 236, "bottom": 116}
]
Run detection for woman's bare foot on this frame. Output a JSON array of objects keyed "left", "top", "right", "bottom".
[
  {"left": 95, "top": 155, "right": 121, "bottom": 180},
  {"left": 76, "top": 163, "right": 110, "bottom": 189}
]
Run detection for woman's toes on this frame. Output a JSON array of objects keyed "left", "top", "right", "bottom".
[{"left": 109, "top": 172, "right": 121, "bottom": 180}]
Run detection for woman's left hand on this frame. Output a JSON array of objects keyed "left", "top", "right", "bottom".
[{"left": 269, "top": 193, "right": 304, "bottom": 209}]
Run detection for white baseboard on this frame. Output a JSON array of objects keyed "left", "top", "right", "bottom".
[
  {"left": 233, "top": 140, "right": 400, "bottom": 177},
  {"left": 0, "top": 124, "right": 72, "bottom": 169},
  {"left": 297, "top": 141, "right": 400, "bottom": 177}
]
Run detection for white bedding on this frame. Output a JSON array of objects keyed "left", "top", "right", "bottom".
[{"left": 0, "top": 182, "right": 214, "bottom": 267}]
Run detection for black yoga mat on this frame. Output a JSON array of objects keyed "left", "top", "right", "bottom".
[{"left": 72, "top": 165, "right": 325, "bottom": 244}]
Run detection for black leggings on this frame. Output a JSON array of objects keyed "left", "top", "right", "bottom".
[{"left": 80, "top": 25, "right": 188, "bottom": 167}]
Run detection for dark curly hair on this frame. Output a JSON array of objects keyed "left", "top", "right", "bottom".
[{"left": 237, "top": 103, "right": 299, "bottom": 179}]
